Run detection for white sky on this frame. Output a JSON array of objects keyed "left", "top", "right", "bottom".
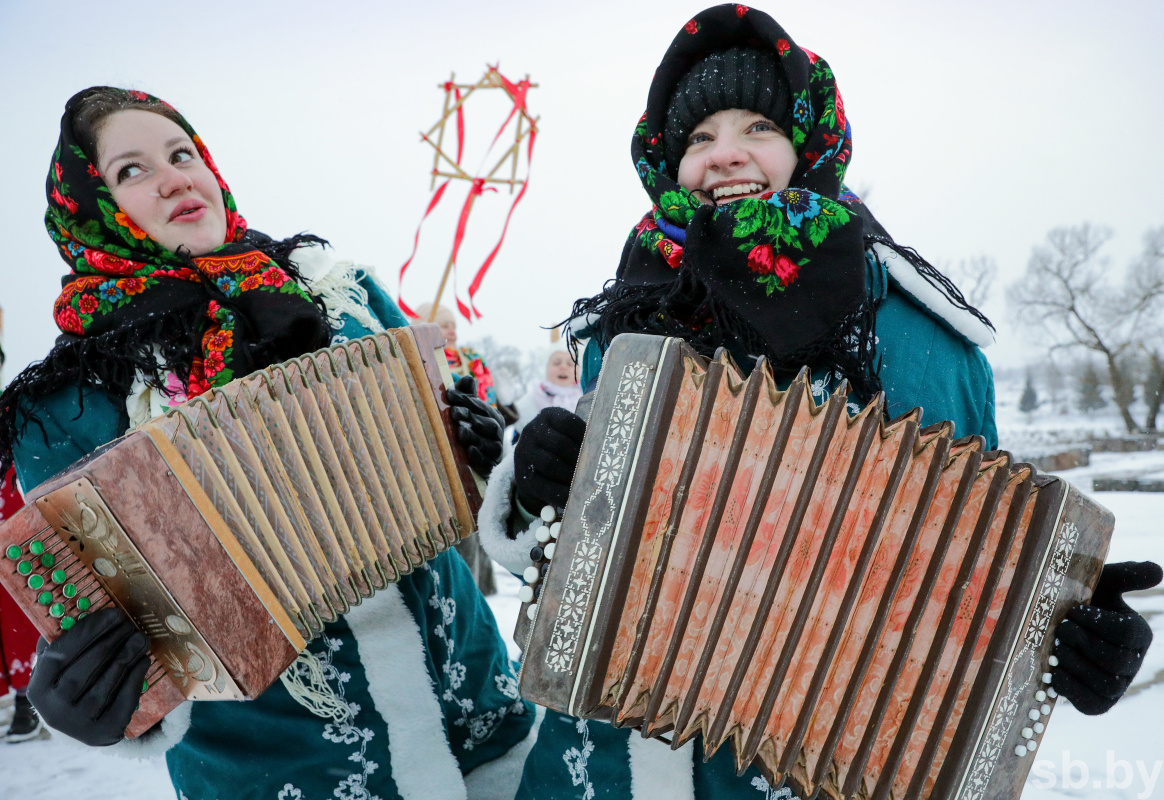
[{"left": 1, "top": 0, "right": 1162, "bottom": 385}]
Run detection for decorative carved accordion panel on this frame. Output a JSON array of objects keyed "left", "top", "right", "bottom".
[
  {"left": 0, "top": 325, "right": 478, "bottom": 737},
  {"left": 518, "top": 333, "right": 1113, "bottom": 800}
]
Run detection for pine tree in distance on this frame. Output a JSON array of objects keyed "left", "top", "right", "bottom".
[
  {"left": 1078, "top": 362, "right": 1106, "bottom": 412},
  {"left": 1019, "top": 370, "right": 1039, "bottom": 419}
]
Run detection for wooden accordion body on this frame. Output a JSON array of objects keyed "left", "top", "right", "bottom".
[
  {"left": 0, "top": 325, "right": 479, "bottom": 737},
  {"left": 518, "top": 334, "right": 1114, "bottom": 800}
]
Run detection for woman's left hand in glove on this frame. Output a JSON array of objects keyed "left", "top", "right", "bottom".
[
  {"left": 1052, "top": 560, "right": 1161, "bottom": 715},
  {"left": 446, "top": 375, "right": 505, "bottom": 478}
]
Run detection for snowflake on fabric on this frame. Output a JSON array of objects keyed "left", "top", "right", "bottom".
[
  {"left": 276, "top": 785, "right": 303, "bottom": 800},
  {"left": 563, "top": 718, "right": 596, "bottom": 800}
]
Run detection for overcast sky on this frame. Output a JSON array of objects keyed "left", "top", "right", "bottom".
[{"left": 1, "top": 0, "right": 1162, "bottom": 386}]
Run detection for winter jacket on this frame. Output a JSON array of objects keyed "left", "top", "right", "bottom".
[
  {"left": 477, "top": 246, "right": 997, "bottom": 800},
  {"left": 13, "top": 250, "right": 534, "bottom": 800}
]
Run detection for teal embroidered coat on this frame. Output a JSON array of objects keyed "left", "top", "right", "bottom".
[
  {"left": 14, "top": 271, "right": 533, "bottom": 800},
  {"left": 520, "top": 255, "right": 998, "bottom": 800}
]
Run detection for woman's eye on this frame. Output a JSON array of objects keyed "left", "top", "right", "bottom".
[
  {"left": 750, "top": 121, "right": 774, "bottom": 133},
  {"left": 688, "top": 132, "right": 712, "bottom": 146},
  {"left": 116, "top": 164, "right": 143, "bottom": 183},
  {"left": 171, "top": 148, "right": 195, "bottom": 164}
]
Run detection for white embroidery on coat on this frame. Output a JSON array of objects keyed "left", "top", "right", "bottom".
[
  {"left": 424, "top": 563, "right": 525, "bottom": 752},
  {"left": 311, "top": 635, "right": 382, "bottom": 800},
  {"left": 563, "top": 718, "right": 596, "bottom": 800},
  {"left": 750, "top": 775, "right": 795, "bottom": 799}
]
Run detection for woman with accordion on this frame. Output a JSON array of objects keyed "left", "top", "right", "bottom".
[{"left": 0, "top": 87, "right": 530, "bottom": 800}]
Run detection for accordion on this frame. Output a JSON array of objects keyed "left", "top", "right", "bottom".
[
  {"left": 517, "top": 333, "right": 1113, "bottom": 800},
  {"left": 0, "top": 325, "right": 479, "bottom": 738}
]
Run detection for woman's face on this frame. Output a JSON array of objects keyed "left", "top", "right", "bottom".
[
  {"left": 676, "top": 109, "right": 798, "bottom": 202},
  {"left": 546, "top": 351, "right": 577, "bottom": 387},
  {"left": 96, "top": 109, "right": 228, "bottom": 256}
]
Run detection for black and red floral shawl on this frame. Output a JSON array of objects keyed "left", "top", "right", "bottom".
[
  {"left": 572, "top": 4, "right": 990, "bottom": 401},
  {"left": 0, "top": 87, "right": 329, "bottom": 478}
]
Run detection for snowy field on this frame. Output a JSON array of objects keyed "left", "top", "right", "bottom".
[{"left": 1, "top": 424, "right": 1162, "bottom": 798}]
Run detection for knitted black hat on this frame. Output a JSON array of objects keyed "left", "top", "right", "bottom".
[{"left": 663, "top": 46, "right": 792, "bottom": 174}]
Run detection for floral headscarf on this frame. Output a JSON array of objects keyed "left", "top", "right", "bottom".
[
  {"left": 0, "top": 87, "right": 329, "bottom": 475},
  {"left": 572, "top": 5, "right": 990, "bottom": 401}
]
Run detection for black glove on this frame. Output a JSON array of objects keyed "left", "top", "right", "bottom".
[
  {"left": 513, "top": 407, "right": 586, "bottom": 512},
  {"left": 446, "top": 375, "right": 505, "bottom": 478},
  {"left": 1052, "top": 560, "right": 1160, "bottom": 715},
  {"left": 27, "top": 607, "right": 151, "bottom": 746}
]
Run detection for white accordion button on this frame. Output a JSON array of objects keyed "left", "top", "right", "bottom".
[
  {"left": 1034, "top": 722, "right": 1045, "bottom": 734},
  {"left": 1027, "top": 739, "right": 1038, "bottom": 751},
  {"left": 518, "top": 585, "right": 535, "bottom": 603},
  {"left": 1041, "top": 704, "right": 1052, "bottom": 716},
  {"left": 1048, "top": 654, "right": 1059, "bottom": 667},
  {"left": 526, "top": 603, "right": 539, "bottom": 621},
  {"left": 544, "top": 542, "right": 557, "bottom": 559},
  {"left": 1028, "top": 709, "right": 1041, "bottom": 721},
  {"left": 1015, "top": 745, "right": 1028, "bottom": 757},
  {"left": 536, "top": 526, "right": 552, "bottom": 543},
  {"left": 1035, "top": 691, "right": 1046, "bottom": 702},
  {"left": 1047, "top": 688, "right": 1058, "bottom": 699},
  {"left": 540, "top": 505, "right": 556, "bottom": 523},
  {"left": 523, "top": 566, "right": 541, "bottom": 584},
  {"left": 550, "top": 522, "right": 562, "bottom": 539},
  {"left": 1041, "top": 672, "right": 1053, "bottom": 684},
  {"left": 1021, "top": 727, "right": 1033, "bottom": 739}
]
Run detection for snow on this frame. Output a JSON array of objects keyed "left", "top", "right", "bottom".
[{"left": 1, "top": 475, "right": 1161, "bottom": 799}]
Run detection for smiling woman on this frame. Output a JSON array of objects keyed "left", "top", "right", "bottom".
[{"left": 0, "top": 86, "right": 531, "bottom": 800}]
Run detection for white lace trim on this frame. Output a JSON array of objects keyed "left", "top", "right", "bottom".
[{"left": 290, "top": 243, "right": 384, "bottom": 333}]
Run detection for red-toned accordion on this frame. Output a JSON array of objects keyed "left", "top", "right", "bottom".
[
  {"left": 0, "top": 325, "right": 479, "bottom": 737},
  {"left": 517, "top": 333, "right": 1113, "bottom": 800}
]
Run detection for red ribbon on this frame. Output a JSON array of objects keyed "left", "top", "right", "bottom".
[
  {"left": 466, "top": 126, "right": 536, "bottom": 319},
  {"left": 399, "top": 70, "right": 535, "bottom": 320},
  {"left": 398, "top": 86, "right": 465, "bottom": 315}
]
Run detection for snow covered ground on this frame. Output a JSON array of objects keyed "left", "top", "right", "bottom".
[{"left": 1, "top": 479, "right": 1161, "bottom": 799}]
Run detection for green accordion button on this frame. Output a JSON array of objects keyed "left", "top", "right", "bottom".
[
  {"left": 5, "top": 545, "right": 20, "bottom": 560},
  {"left": 51, "top": 569, "right": 67, "bottom": 584},
  {"left": 40, "top": 552, "right": 56, "bottom": 568},
  {"left": 49, "top": 603, "right": 65, "bottom": 618},
  {"left": 28, "top": 541, "right": 45, "bottom": 556},
  {"left": 78, "top": 612, "right": 88, "bottom": 620},
  {"left": 16, "top": 561, "right": 32, "bottom": 576},
  {"left": 63, "top": 584, "right": 77, "bottom": 598},
  {"left": 76, "top": 597, "right": 92, "bottom": 611},
  {"left": 27, "top": 574, "right": 44, "bottom": 590},
  {"left": 38, "top": 591, "right": 52, "bottom": 606},
  {"left": 142, "top": 679, "right": 149, "bottom": 693},
  {"left": 60, "top": 616, "right": 75, "bottom": 631}
]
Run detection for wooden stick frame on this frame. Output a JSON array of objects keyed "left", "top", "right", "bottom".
[{"left": 418, "top": 66, "right": 539, "bottom": 321}]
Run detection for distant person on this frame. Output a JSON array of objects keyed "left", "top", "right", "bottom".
[
  {"left": 413, "top": 302, "right": 519, "bottom": 425},
  {"left": 513, "top": 347, "right": 581, "bottom": 436}
]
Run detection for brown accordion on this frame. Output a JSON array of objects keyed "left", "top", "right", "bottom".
[
  {"left": 0, "top": 324, "right": 479, "bottom": 738},
  {"left": 517, "top": 333, "right": 1113, "bottom": 800}
]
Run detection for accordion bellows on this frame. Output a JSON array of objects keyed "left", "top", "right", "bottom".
[
  {"left": 0, "top": 326, "right": 478, "bottom": 737},
  {"left": 518, "top": 334, "right": 1113, "bottom": 800}
]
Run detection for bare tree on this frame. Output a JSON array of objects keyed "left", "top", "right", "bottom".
[
  {"left": 946, "top": 255, "right": 998, "bottom": 308},
  {"left": 1009, "top": 224, "right": 1164, "bottom": 433}
]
